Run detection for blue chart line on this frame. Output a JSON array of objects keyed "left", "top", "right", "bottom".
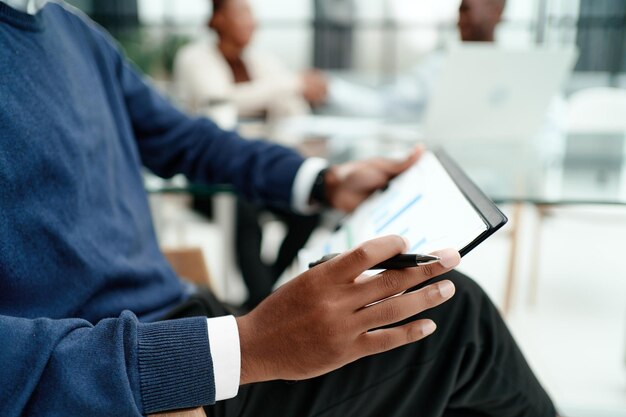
[
  {"left": 398, "top": 227, "right": 410, "bottom": 237},
  {"left": 373, "top": 191, "right": 399, "bottom": 215},
  {"left": 375, "top": 194, "right": 423, "bottom": 234},
  {"left": 323, "top": 242, "right": 331, "bottom": 255},
  {"left": 410, "top": 237, "right": 427, "bottom": 253},
  {"left": 373, "top": 209, "right": 390, "bottom": 224}
]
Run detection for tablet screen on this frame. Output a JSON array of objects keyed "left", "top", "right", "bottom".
[{"left": 299, "top": 151, "right": 489, "bottom": 270}]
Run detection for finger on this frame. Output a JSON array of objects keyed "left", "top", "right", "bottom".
[
  {"left": 353, "top": 248, "right": 460, "bottom": 306},
  {"left": 400, "top": 145, "right": 424, "bottom": 171},
  {"left": 337, "top": 192, "right": 372, "bottom": 213},
  {"left": 356, "top": 319, "right": 437, "bottom": 356},
  {"left": 410, "top": 144, "right": 426, "bottom": 161},
  {"left": 348, "top": 169, "right": 389, "bottom": 191},
  {"left": 356, "top": 280, "right": 455, "bottom": 330},
  {"left": 317, "top": 235, "right": 408, "bottom": 283},
  {"left": 353, "top": 247, "right": 457, "bottom": 286},
  {"left": 368, "top": 146, "right": 424, "bottom": 177}
]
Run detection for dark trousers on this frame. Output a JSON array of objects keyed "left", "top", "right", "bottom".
[
  {"left": 166, "top": 270, "right": 556, "bottom": 417},
  {"left": 235, "top": 198, "right": 320, "bottom": 309},
  {"left": 193, "top": 195, "right": 320, "bottom": 309}
]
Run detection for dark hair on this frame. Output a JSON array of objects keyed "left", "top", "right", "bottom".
[{"left": 212, "top": 0, "right": 227, "bottom": 13}]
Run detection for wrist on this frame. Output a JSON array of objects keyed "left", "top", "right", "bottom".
[
  {"left": 310, "top": 166, "right": 339, "bottom": 207},
  {"left": 236, "top": 315, "right": 270, "bottom": 385},
  {"left": 323, "top": 167, "right": 340, "bottom": 207}
]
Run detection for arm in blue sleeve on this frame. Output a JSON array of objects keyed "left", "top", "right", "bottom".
[
  {"left": 0, "top": 312, "right": 215, "bottom": 416},
  {"left": 111, "top": 40, "right": 304, "bottom": 206},
  {"left": 62, "top": 0, "right": 305, "bottom": 206}
]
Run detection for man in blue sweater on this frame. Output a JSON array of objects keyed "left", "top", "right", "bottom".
[{"left": 0, "top": 1, "right": 557, "bottom": 416}]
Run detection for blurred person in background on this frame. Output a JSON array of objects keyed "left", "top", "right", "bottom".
[
  {"left": 458, "top": 0, "right": 505, "bottom": 43},
  {"left": 174, "top": 0, "right": 328, "bottom": 309},
  {"left": 175, "top": 0, "right": 327, "bottom": 121},
  {"left": 328, "top": 0, "right": 505, "bottom": 117}
]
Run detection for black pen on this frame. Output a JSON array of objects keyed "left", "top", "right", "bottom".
[{"left": 309, "top": 253, "right": 441, "bottom": 270}]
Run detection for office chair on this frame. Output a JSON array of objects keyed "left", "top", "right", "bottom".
[{"left": 163, "top": 247, "right": 213, "bottom": 287}]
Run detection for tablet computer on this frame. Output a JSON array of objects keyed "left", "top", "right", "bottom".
[{"left": 299, "top": 149, "right": 507, "bottom": 269}]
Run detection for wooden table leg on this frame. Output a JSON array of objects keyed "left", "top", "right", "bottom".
[
  {"left": 502, "top": 202, "right": 523, "bottom": 316},
  {"left": 527, "top": 204, "right": 551, "bottom": 306}
]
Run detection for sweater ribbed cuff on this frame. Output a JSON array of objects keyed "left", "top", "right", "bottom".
[{"left": 137, "top": 317, "right": 215, "bottom": 414}]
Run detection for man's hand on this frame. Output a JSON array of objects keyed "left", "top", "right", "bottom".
[
  {"left": 236, "top": 235, "right": 460, "bottom": 385},
  {"left": 324, "top": 146, "right": 424, "bottom": 212},
  {"left": 300, "top": 69, "right": 328, "bottom": 107}
]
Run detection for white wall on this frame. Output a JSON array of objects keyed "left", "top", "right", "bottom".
[
  {"left": 248, "top": 0, "right": 313, "bottom": 70},
  {"left": 138, "top": 0, "right": 209, "bottom": 26}
]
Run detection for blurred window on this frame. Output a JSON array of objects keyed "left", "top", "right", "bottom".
[
  {"left": 575, "top": 0, "right": 626, "bottom": 75},
  {"left": 65, "top": 0, "right": 625, "bottom": 89}
]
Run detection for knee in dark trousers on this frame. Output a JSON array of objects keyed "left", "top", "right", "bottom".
[{"left": 200, "top": 270, "right": 556, "bottom": 417}]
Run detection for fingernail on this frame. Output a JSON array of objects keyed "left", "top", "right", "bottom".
[
  {"left": 422, "top": 320, "right": 437, "bottom": 336},
  {"left": 401, "top": 236, "right": 411, "bottom": 252},
  {"left": 438, "top": 280, "right": 455, "bottom": 299},
  {"left": 434, "top": 248, "right": 461, "bottom": 269}
]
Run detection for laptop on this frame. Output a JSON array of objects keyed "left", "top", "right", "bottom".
[{"left": 423, "top": 43, "right": 578, "bottom": 143}]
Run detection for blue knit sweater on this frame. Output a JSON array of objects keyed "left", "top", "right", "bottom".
[{"left": 0, "top": 2, "right": 304, "bottom": 415}]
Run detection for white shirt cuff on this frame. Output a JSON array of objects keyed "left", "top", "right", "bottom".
[
  {"left": 206, "top": 316, "right": 240, "bottom": 401},
  {"left": 291, "top": 157, "right": 329, "bottom": 214}
]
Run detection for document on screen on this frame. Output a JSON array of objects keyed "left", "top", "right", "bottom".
[{"left": 299, "top": 150, "right": 507, "bottom": 272}]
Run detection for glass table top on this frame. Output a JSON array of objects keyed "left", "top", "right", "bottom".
[
  {"left": 286, "top": 118, "right": 626, "bottom": 206},
  {"left": 444, "top": 135, "right": 626, "bottom": 205},
  {"left": 146, "top": 117, "right": 626, "bottom": 206}
]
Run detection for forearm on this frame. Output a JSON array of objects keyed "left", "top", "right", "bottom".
[
  {"left": 136, "top": 113, "right": 305, "bottom": 204},
  {"left": 120, "top": 62, "right": 304, "bottom": 205},
  {"left": 95, "top": 29, "right": 303, "bottom": 206},
  {"left": 230, "top": 77, "right": 301, "bottom": 116},
  {"left": 0, "top": 312, "right": 215, "bottom": 416}
]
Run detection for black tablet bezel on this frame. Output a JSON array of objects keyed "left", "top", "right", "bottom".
[{"left": 433, "top": 148, "right": 508, "bottom": 257}]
